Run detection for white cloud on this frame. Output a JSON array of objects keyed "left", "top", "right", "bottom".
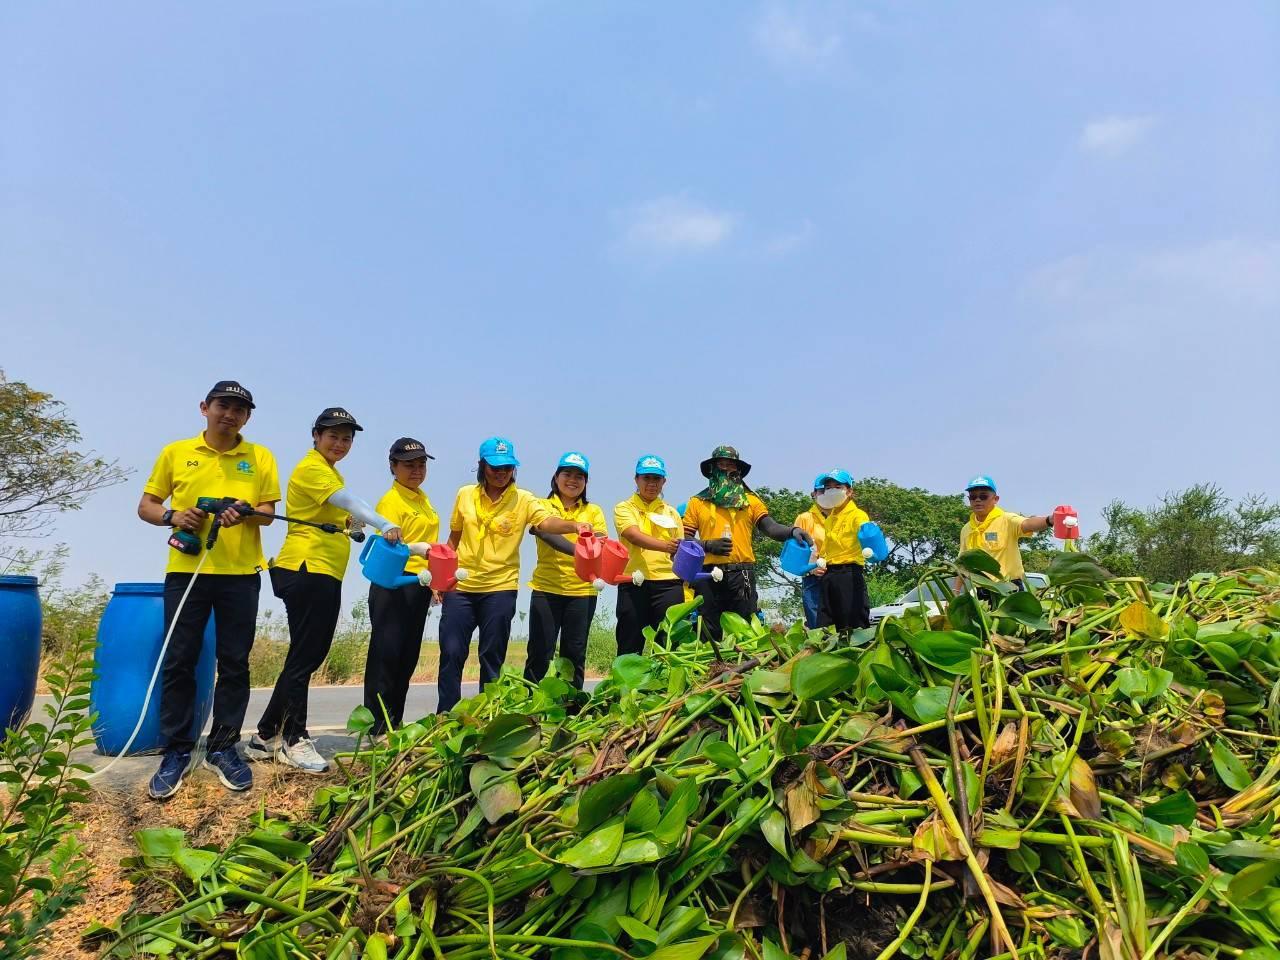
[
  {"left": 1079, "top": 114, "right": 1156, "bottom": 156},
  {"left": 621, "top": 196, "right": 735, "bottom": 253},
  {"left": 753, "top": 7, "right": 844, "bottom": 68}
]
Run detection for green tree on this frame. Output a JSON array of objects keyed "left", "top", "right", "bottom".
[{"left": 0, "top": 370, "right": 130, "bottom": 560}]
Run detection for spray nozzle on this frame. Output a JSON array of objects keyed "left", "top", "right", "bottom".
[
  {"left": 710, "top": 567, "right": 724, "bottom": 583},
  {"left": 417, "top": 570, "right": 433, "bottom": 587}
]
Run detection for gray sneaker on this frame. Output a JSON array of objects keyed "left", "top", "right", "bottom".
[
  {"left": 243, "top": 733, "right": 281, "bottom": 762},
  {"left": 278, "top": 737, "right": 329, "bottom": 774}
]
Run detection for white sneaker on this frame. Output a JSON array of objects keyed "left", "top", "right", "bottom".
[
  {"left": 278, "top": 737, "right": 329, "bottom": 774},
  {"left": 243, "top": 733, "right": 281, "bottom": 762}
]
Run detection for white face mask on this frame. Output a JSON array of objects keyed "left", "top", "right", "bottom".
[{"left": 815, "top": 488, "right": 848, "bottom": 510}]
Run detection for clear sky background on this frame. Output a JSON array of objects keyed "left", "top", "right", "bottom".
[{"left": 3, "top": 2, "right": 1278, "bottom": 620}]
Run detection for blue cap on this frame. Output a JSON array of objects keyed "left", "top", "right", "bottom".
[
  {"left": 479, "top": 436, "right": 520, "bottom": 468},
  {"left": 812, "top": 473, "right": 827, "bottom": 491},
  {"left": 557, "top": 451, "right": 590, "bottom": 474},
  {"left": 676, "top": 501, "right": 687, "bottom": 517},
  {"left": 635, "top": 454, "right": 667, "bottom": 477},
  {"left": 965, "top": 474, "right": 997, "bottom": 493},
  {"left": 817, "top": 469, "right": 854, "bottom": 487}
]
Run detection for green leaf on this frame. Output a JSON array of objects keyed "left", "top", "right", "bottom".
[
  {"left": 1174, "top": 841, "right": 1210, "bottom": 876},
  {"left": 477, "top": 714, "right": 541, "bottom": 759},
  {"left": 611, "top": 654, "right": 656, "bottom": 693},
  {"left": 910, "top": 686, "right": 954, "bottom": 724},
  {"left": 134, "top": 827, "right": 185, "bottom": 859},
  {"left": 578, "top": 771, "right": 651, "bottom": 834},
  {"left": 1213, "top": 840, "right": 1280, "bottom": 861},
  {"left": 617, "top": 916, "right": 660, "bottom": 944},
  {"left": 469, "top": 760, "right": 522, "bottom": 823},
  {"left": 1211, "top": 739, "right": 1253, "bottom": 791},
  {"left": 560, "top": 818, "right": 625, "bottom": 868},
  {"left": 792, "top": 653, "right": 859, "bottom": 701},
  {"left": 649, "top": 935, "right": 718, "bottom": 960},
  {"left": 956, "top": 549, "right": 1002, "bottom": 578},
  {"left": 172, "top": 847, "right": 218, "bottom": 883},
  {"left": 703, "top": 740, "right": 741, "bottom": 770},
  {"left": 653, "top": 779, "right": 699, "bottom": 845},
  {"left": 1144, "top": 790, "right": 1196, "bottom": 827},
  {"left": 1229, "top": 860, "right": 1280, "bottom": 901},
  {"left": 1202, "top": 641, "right": 1241, "bottom": 672},
  {"left": 345, "top": 705, "right": 375, "bottom": 735},
  {"left": 760, "top": 808, "right": 788, "bottom": 856},
  {"left": 626, "top": 789, "right": 662, "bottom": 834},
  {"left": 997, "top": 591, "right": 1049, "bottom": 629},
  {"left": 903, "top": 630, "right": 981, "bottom": 674}
]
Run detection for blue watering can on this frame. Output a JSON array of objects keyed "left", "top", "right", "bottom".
[
  {"left": 359, "top": 536, "right": 420, "bottom": 589},
  {"left": 780, "top": 538, "right": 822, "bottom": 576},
  {"left": 858, "top": 522, "right": 889, "bottom": 563},
  {"left": 672, "top": 540, "right": 724, "bottom": 584}
]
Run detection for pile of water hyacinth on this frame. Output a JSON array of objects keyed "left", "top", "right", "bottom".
[{"left": 95, "top": 552, "right": 1280, "bottom": 960}]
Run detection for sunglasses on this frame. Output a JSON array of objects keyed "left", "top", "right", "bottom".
[{"left": 967, "top": 491, "right": 993, "bottom": 502}]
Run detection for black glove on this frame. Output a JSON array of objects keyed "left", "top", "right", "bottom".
[
  {"left": 791, "top": 526, "right": 813, "bottom": 547},
  {"left": 702, "top": 537, "right": 733, "bottom": 555}
]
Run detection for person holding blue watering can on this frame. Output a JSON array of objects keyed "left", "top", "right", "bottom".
[
  {"left": 138, "top": 380, "right": 280, "bottom": 800},
  {"left": 792, "top": 475, "right": 831, "bottom": 630},
  {"left": 682, "top": 445, "right": 812, "bottom": 643},
  {"left": 438, "top": 437, "right": 594, "bottom": 712},
  {"left": 524, "top": 452, "right": 608, "bottom": 689},
  {"left": 247, "top": 408, "right": 401, "bottom": 774},
  {"left": 955, "top": 475, "right": 1055, "bottom": 593},
  {"left": 811, "top": 470, "right": 874, "bottom": 632},
  {"left": 363, "top": 437, "right": 438, "bottom": 738},
  {"left": 613, "top": 455, "right": 684, "bottom": 655}
]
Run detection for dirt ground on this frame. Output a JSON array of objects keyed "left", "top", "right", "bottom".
[{"left": 43, "top": 763, "right": 342, "bottom": 957}]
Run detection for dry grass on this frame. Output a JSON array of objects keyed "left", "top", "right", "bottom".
[{"left": 43, "top": 765, "right": 341, "bottom": 957}]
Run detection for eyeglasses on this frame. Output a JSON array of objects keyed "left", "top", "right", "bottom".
[{"left": 967, "top": 492, "right": 993, "bottom": 502}]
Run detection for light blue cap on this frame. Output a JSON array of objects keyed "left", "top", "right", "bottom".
[
  {"left": 817, "top": 469, "right": 854, "bottom": 487},
  {"left": 965, "top": 474, "right": 997, "bottom": 492},
  {"left": 478, "top": 436, "right": 520, "bottom": 467},
  {"left": 557, "top": 451, "right": 590, "bottom": 474},
  {"left": 812, "top": 473, "right": 828, "bottom": 491},
  {"left": 635, "top": 454, "right": 667, "bottom": 477}
]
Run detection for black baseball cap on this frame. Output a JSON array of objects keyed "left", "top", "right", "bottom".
[
  {"left": 313, "top": 407, "right": 363, "bottom": 431},
  {"left": 389, "top": 437, "right": 434, "bottom": 461},
  {"left": 205, "top": 380, "right": 255, "bottom": 409}
]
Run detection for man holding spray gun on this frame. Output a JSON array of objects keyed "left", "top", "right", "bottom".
[{"left": 137, "top": 381, "right": 280, "bottom": 800}]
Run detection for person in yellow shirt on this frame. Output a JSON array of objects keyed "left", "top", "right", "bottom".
[
  {"left": 247, "top": 408, "right": 401, "bottom": 774},
  {"left": 681, "top": 444, "right": 812, "bottom": 642},
  {"left": 363, "top": 437, "right": 439, "bottom": 737},
  {"left": 138, "top": 380, "right": 280, "bottom": 800},
  {"left": 793, "top": 475, "right": 830, "bottom": 629},
  {"left": 524, "top": 452, "right": 608, "bottom": 689},
  {"left": 956, "top": 474, "right": 1054, "bottom": 592},
  {"left": 810, "top": 470, "right": 874, "bottom": 632},
  {"left": 438, "top": 437, "right": 594, "bottom": 712},
  {"left": 613, "top": 455, "right": 683, "bottom": 655}
]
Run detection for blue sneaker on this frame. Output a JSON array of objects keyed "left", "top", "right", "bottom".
[
  {"left": 148, "top": 750, "right": 191, "bottom": 800},
  {"left": 203, "top": 748, "right": 253, "bottom": 792}
]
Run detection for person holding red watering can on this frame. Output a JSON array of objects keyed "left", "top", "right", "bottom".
[
  {"left": 810, "top": 470, "right": 874, "bottom": 632},
  {"left": 682, "top": 445, "right": 812, "bottom": 643},
  {"left": 524, "top": 452, "right": 608, "bottom": 689},
  {"left": 613, "top": 455, "right": 684, "bottom": 655},
  {"left": 955, "top": 474, "right": 1063, "bottom": 592},
  {"left": 437, "top": 437, "right": 594, "bottom": 712},
  {"left": 247, "top": 408, "right": 402, "bottom": 774},
  {"left": 138, "top": 380, "right": 280, "bottom": 800},
  {"left": 792, "top": 475, "right": 830, "bottom": 630},
  {"left": 363, "top": 437, "right": 439, "bottom": 738}
]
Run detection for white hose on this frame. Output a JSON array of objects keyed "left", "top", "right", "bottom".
[{"left": 87, "top": 549, "right": 210, "bottom": 780}]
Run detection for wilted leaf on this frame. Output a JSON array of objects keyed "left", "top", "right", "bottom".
[
  {"left": 1119, "top": 601, "right": 1167, "bottom": 639},
  {"left": 469, "top": 760, "right": 521, "bottom": 824}
]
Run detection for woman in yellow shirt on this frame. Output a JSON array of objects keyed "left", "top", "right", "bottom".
[
  {"left": 810, "top": 470, "right": 874, "bottom": 633},
  {"left": 525, "top": 452, "right": 608, "bottom": 689},
  {"left": 438, "top": 437, "right": 593, "bottom": 713},
  {"left": 363, "top": 437, "right": 439, "bottom": 737},
  {"left": 613, "top": 455, "right": 683, "bottom": 655},
  {"left": 248, "top": 408, "right": 401, "bottom": 773}
]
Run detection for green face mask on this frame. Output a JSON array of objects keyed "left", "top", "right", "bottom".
[{"left": 701, "top": 467, "right": 748, "bottom": 509}]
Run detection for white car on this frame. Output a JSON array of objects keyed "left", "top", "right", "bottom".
[{"left": 869, "top": 571, "right": 1049, "bottom": 625}]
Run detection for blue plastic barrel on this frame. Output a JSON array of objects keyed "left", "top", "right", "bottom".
[
  {"left": 90, "top": 583, "right": 216, "bottom": 755},
  {"left": 0, "top": 576, "right": 42, "bottom": 732}
]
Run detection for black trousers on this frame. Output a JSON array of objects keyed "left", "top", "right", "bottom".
[
  {"left": 437, "top": 589, "right": 517, "bottom": 713},
  {"left": 818, "top": 564, "right": 871, "bottom": 632},
  {"left": 525, "top": 591, "right": 596, "bottom": 689},
  {"left": 615, "top": 579, "right": 685, "bottom": 654},
  {"left": 692, "top": 567, "right": 757, "bottom": 643},
  {"left": 160, "top": 572, "right": 260, "bottom": 754},
  {"left": 364, "top": 581, "right": 431, "bottom": 734},
  {"left": 258, "top": 564, "right": 342, "bottom": 743}
]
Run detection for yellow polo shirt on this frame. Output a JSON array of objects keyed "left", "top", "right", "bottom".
[
  {"left": 144, "top": 434, "right": 280, "bottom": 576},
  {"left": 272, "top": 449, "right": 351, "bottom": 579},
  {"left": 682, "top": 493, "right": 769, "bottom": 564},
  {"left": 449, "top": 484, "right": 553, "bottom": 593},
  {"left": 794, "top": 506, "right": 827, "bottom": 557},
  {"left": 375, "top": 482, "right": 440, "bottom": 575},
  {"left": 614, "top": 494, "right": 682, "bottom": 581},
  {"left": 529, "top": 498, "right": 608, "bottom": 596},
  {"left": 820, "top": 499, "right": 873, "bottom": 565},
  {"left": 959, "top": 510, "right": 1030, "bottom": 580}
]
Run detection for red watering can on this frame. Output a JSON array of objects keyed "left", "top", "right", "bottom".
[
  {"left": 1052, "top": 505, "right": 1080, "bottom": 540},
  {"left": 598, "top": 538, "right": 639, "bottom": 586},
  {"left": 409, "top": 543, "right": 468, "bottom": 591},
  {"left": 574, "top": 534, "right": 604, "bottom": 583},
  {"left": 574, "top": 536, "right": 641, "bottom": 588}
]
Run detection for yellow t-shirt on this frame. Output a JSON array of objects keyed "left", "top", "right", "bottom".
[
  {"left": 272, "top": 449, "right": 351, "bottom": 579},
  {"left": 449, "top": 484, "right": 553, "bottom": 592},
  {"left": 375, "top": 482, "right": 440, "bottom": 575},
  {"left": 613, "top": 493, "right": 682, "bottom": 581},
  {"left": 144, "top": 434, "right": 281, "bottom": 576},
  {"left": 682, "top": 493, "right": 770, "bottom": 564},
  {"left": 959, "top": 509, "right": 1030, "bottom": 580},
  {"left": 529, "top": 498, "right": 608, "bottom": 596},
  {"left": 794, "top": 506, "right": 827, "bottom": 557},
  {"left": 820, "top": 499, "right": 873, "bottom": 566}
]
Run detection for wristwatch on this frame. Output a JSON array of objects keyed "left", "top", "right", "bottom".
[{"left": 162, "top": 509, "right": 175, "bottom": 526}]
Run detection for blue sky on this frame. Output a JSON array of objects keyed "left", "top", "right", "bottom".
[{"left": 3, "top": 2, "right": 1278, "bottom": 616}]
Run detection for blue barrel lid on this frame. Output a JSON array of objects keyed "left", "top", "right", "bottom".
[
  {"left": 0, "top": 575, "right": 38, "bottom": 587},
  {"left": 112, "top": 582, "right": 165, "bottom": 596}
]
